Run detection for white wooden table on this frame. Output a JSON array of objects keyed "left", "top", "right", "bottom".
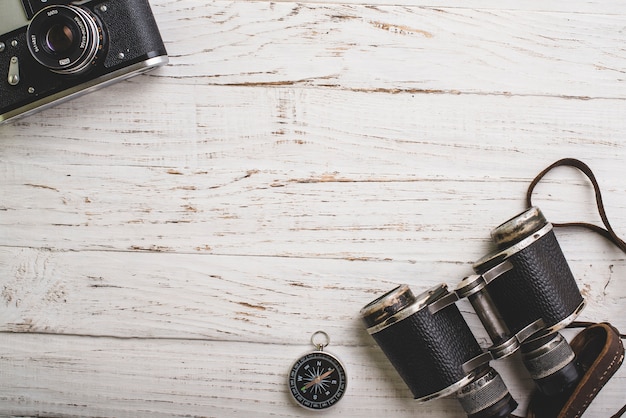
[{"left": 1, "top": 0, "right": 625, "bottom": 416}]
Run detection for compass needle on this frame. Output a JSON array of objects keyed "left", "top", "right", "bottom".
[{"left": 301, "top": 368, "right": 335, "bottom": 391}]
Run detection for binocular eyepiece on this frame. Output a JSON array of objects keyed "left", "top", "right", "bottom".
[{"left": 361, "top": 207, "right": 586, "bottom": 417}]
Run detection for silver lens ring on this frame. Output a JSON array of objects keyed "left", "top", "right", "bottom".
[
  {"left": 491, "top": 206, "right": 547, "bottom": 248},
  {"left": 27, "top": 5, "right": 102, "bottom": 75},
  {"left": 521, "top": 333, "right": 576, "bottom": 380},
  {"left": 472, "top": 222, "right": 553, "bottom": 273},
  {"left": 360, "top": 284, "right": 450, "bottom": 334},
  {"left": 457, "top": 368, "right": 509, "bottom": 415}
]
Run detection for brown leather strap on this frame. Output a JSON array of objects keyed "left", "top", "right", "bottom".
[
  {"left": 525, "top": 159, "right": 626, "bottom": 416},
  {"left": 526, "top": 158, "right": 626, "bottom": 254},
  {"left": 510, "top": 160, "right": 626, "bottom": 417},
  {"left": 525, "top": 323, "right": 625, "bottom": 418},
  {"left": 611, "top": 404, "right": 626, "bottom": 418},
  {"left": 562, "top": 323, "right": 624, "bottom": 417}
]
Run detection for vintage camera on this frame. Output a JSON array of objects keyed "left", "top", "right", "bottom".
[
  {"left": 0, "top": 0, "right": 168, "bottom": 124},
  {"left": 361, "top": 207, "right": 586, "bottom": 416}
]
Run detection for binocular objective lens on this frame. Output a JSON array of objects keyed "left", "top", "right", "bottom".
[
  {"left": 521, "top": 332, "right": 582, "bottom": 397},
  {"left": 458, "top": 368, "right": 518, "bottom": 418},
  {"left": 46, "top": 24, "right": 74, "bottom": 53}
]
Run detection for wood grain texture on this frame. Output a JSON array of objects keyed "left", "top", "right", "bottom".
[
  {"left": 1, "top": 0, "right": 625, "bottom": 416},
  {"left": 155, "top": 1, "right": 626, "bottom": 97}
]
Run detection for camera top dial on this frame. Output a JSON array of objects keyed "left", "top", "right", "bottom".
[{"left": 27, "top": 4, "right": 105, "bottom": 75}]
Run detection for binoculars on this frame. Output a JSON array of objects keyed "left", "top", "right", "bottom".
[{"left": 361, "top": 207, "right": 586, "bottom": 417}]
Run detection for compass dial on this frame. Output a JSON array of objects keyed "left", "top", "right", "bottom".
[{"left": 288, "top": 351, "right": 347, "bottom": 410}]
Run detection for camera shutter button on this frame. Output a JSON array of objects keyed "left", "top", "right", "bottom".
[{"left": 8, "top": 56, "right": 20, "bottom": 86}]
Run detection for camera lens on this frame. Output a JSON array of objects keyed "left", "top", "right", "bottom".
[
  {"left": 46, "top": 24, "right": 74, "bottom": 53},
  {"left": 27, "top": 5, "right": 103, "bottom": 75}
]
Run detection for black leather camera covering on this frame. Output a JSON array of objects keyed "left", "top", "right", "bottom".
[
  {"left": 482, "top": 230, "right": 584, "bottom": 335},
  {"left": 370, "top": 302, "right": 482, "bottom": 399},
  {"left": 92, "top": 0, "right": 166, "bottom": 69}
]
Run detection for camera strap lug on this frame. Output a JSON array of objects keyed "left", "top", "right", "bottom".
[{"left": 8, "top": 56, "right": 20, "bottom": 86}]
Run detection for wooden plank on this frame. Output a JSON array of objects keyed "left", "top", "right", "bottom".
[
  {"left": 4, "top": 84, "right": 626, "bottom": 170},
  {"left": 1, "top": 170, "right": 625, "bottom": 259},
  {"left": 151, "top": 1, "right": 626, "bottom": 97},
  {"left": 1, "top": 248, "right": 624, "bottom": 342},
  {"left": 252, "top": 0, "right": 626, "bottom": 13},
  {"left": 0, "top": 333, "right": 623, "bottom": 417},
  {"left": 1, "top": 87, "right": 625, "bottom": 255}
]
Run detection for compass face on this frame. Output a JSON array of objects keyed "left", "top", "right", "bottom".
[{"left": 288, "top": 351, "right": 347, "bottom": 410}]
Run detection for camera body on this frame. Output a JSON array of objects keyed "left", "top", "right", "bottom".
[{"left": 0, "top": 0, "right": 168, "bottom": 124}]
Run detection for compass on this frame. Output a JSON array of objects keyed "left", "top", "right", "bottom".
[{"left": 288, "top": 331, "right": 347, "bottom": 410}]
